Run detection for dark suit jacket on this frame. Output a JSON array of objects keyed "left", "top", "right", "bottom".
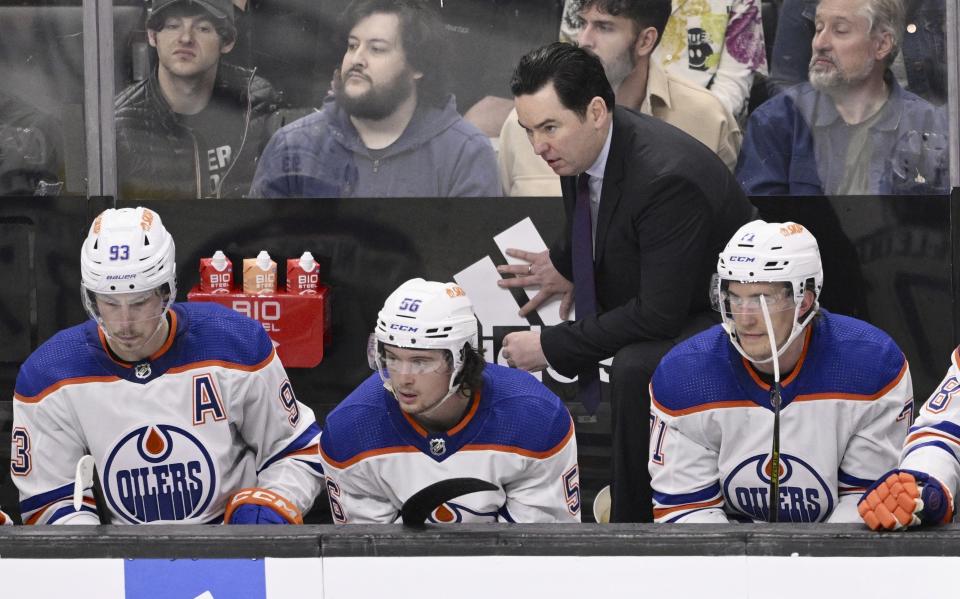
[{"left": 542, "top": 105, "right": 755, "bottom": 376}]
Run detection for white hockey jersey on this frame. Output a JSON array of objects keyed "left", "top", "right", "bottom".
[
  {"left": 12, "top": 302, "right": 324, "bottom": 525},
  {"left": 900, "top": 347, "right": 960, "bottom": 504},
  {"left": 319, "top": 364, "right": 581, "bottom": 524},
  {"left": 649, "top": 311, "right": 912, "bottom": 523}
]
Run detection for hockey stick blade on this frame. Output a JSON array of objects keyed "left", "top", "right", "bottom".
[
  {"left": 73, "top": 455, "right": 95, "bottom": 511},
  {"left": 401, "top": 477, "right": 498, "bottom": 528}
]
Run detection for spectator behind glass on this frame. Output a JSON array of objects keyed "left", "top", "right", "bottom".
[
  {"left": 249, "top": 0, "right": 500, "bottom": 198},
  {"left": 770, "top": 0, "right": 946, "bottom": 105},
  {"left": 562, "top": 0, "right": 767, "bottom": 120},
  {"left": 0, "top": 90, "right": 63, "bottom": 196},
  {"left": 440, "top": 0, "right": 564, "bottom": 138},
  {"left": 499, "top": 0, "right": 742, "bottom": 196},
  {"left": 736, "top": 0, "right": 949, "bottom": 195},
  {"left": 115, "top": 0, "right": 283, "bottom": 200}
]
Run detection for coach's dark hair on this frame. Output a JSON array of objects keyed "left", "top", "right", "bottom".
[
  {"left": 510, "top": 42, "right": 615, "bottom": 118},
  {"left": 581, "top": 0, "right": 672, "bottom": 48},
  {"left": 340, "top": 0, "right": 448, "bottom": 107},
  {"left": 454, "top": 344, "right": 486, "bottom": 395}
]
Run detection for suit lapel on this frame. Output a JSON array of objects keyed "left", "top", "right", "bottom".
[{"left": 594, "top": 111, "right": 628, "bottom": 266}]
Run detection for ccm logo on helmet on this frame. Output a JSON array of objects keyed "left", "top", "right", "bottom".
[
  {"left": 729, "top": 256, "right": 756, "bottom": 262},
  {"left": 389, "top": 324, "right": 418, "bottom": 332}
]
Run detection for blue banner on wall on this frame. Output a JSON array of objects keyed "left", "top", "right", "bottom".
[{"left": 125, "top": 559, "right": 266, "bottom": 598}]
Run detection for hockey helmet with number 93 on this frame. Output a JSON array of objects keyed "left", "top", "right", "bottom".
[
  {"left": 371, "top": 278, "right": 479, "bottom": 396},
  {"left": 80, "top": 207, "right": 177, "bottom": 328},
  {"left": 711, "top": 220, "right": 823, "bottom": 364}
]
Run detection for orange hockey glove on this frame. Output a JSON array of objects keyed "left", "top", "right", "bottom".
[{"left": 858, "top": 470, "right": 953, "bottom": 531}]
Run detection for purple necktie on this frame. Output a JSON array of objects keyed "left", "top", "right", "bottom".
[{"left": 572, "top": 173, "right": 602, "bottom": 414}]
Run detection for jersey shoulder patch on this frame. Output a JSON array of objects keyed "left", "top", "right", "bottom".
[
  {"left": 799, "top": 311, "right": 906, "bottom": 396},
  {"left": 468, "top": 364, "right": 573, "bottom": 453},
  {"left": 320, "top": 373, "right": 405, "bottom": 465},
  {"left": 174, "top": 302, "right": 274, "bottom": 367},
  {"left": 651, "top": 325, "right": 745, "bottom": 415},
  {"left": 15, "top": 320, "right": 109, "bottom": 400}
]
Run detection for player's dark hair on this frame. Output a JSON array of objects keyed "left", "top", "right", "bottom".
[
  {"left": 340, "top": 0, "right": 448, "bottom": 107},
  {"left": 453, "top": 343, "right": 486, "bottom": 394},
  {"left": 510, "top": 42, "right": 615, "bottom": 118},
  {"left": 581, "top": 0, "right": 672, "bottom": 48}
]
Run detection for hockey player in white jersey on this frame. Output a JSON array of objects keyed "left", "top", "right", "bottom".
[
  {"left": 11, "top": 207, "right": 324, "bottom": 524},
  {"left": 858, "top": 351, "right": 960, "bottom": 530},
  {"left": 649, "top": 221, "right": 912, "bottom": 523},
  {"left": 319, "top": 278, "right": 581, "bottom": 523}
]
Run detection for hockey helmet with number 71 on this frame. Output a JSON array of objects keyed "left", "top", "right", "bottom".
[{"left": 712, "top": 220, "right": 823, "bottom": 364}]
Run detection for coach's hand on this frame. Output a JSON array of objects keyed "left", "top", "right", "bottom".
[
  {"left": 497, "top": 249, "right": 574, "bottom": 319},
  {"left": 858, "top": 469, "right": 953, "bottom": 531},
  {"left": 502, "top": 330, "right": 547, "bottom": 372}
]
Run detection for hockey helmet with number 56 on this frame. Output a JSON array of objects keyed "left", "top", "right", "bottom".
[{"left": 371, "top": 278, "right": 479, "bottom": 393}]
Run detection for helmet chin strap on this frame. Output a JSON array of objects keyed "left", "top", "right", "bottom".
[
  {"left": 100, "top": 305, "right": 171, "bottom": 360},
  {"left": 724, "top": 299, "right": 815, "bottom": 367},
  {"left": 759, "top": 296, "right": 780, "bottom": 382},
  {"left": 381, "top": 375, "right": 464, "bottom": 418}
]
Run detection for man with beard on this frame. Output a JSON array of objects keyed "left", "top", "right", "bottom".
[
  {"left": 735, "top": 0, "right": 949, "bottom": 195},
  {"left": 498, "top": 0, "right": 742, "bottom": 196},
  {"left": 249, "top": 0, "right": 500, "bottom": 198},
  {"left": 115, "top": 0, "right": 283, "bottom": 200}
]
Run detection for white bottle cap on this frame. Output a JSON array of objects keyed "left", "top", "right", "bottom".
[
  {"left": 211, "top": 250, "right": 228, "bottom": 272},
  {"left": 299, "top": 251, "right": 317, "bottom": 272},
  {"left": 256, "top": 250, "right": 272, "bottom": 270}
]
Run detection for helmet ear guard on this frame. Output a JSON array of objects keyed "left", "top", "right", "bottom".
[{"left": 714, "top": 220, "right": 823, "bottom": 365}]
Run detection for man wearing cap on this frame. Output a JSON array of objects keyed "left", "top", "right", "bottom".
[{"left": 115, "top": 0, "right": 284, "bottom": 200}]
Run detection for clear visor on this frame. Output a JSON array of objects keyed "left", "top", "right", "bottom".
[
  {"left": 710, "top": 280, "right": 796, "bottom": 315},
  {"left": 83, "top": 286, "right": 172, "bottom": 349}
]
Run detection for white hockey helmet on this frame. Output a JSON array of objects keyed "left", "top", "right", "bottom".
[
  {"left": 80, "top": 207, "right": 177, "bottom": 324},
  {"left": 712, "top": 220, "right": 823, "bottom": 364},
  {"left": 371, "top": 278, "right": 479, "bottom": 398}
]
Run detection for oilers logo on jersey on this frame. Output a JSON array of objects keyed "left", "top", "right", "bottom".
[
  {"left": 724, "top": 453, "right": 834, "bottom": 522},
  {"left": 102, "top": 424, "right": 216, "bottom": 524},
  {"left": 429, "top": 501, "right": 500, "bottom": 523}
]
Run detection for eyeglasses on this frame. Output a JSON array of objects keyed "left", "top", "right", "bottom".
[{"left": 382, "top": 353, "right": 449, "bottom": 375}]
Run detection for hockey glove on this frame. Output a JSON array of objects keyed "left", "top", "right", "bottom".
[
  {"left": 0, "top": 510, "right": 11, "bottom": 526},
  {"left": 858, "top": 469, "right": 954, "bottom": 531},
  {"left": 223, "top": 488, "right": 303, "bottom": 525}
]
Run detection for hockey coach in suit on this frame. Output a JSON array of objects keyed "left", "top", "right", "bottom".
[{"left": 498, "top": 42, "right": 754, "bottom": 522}]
